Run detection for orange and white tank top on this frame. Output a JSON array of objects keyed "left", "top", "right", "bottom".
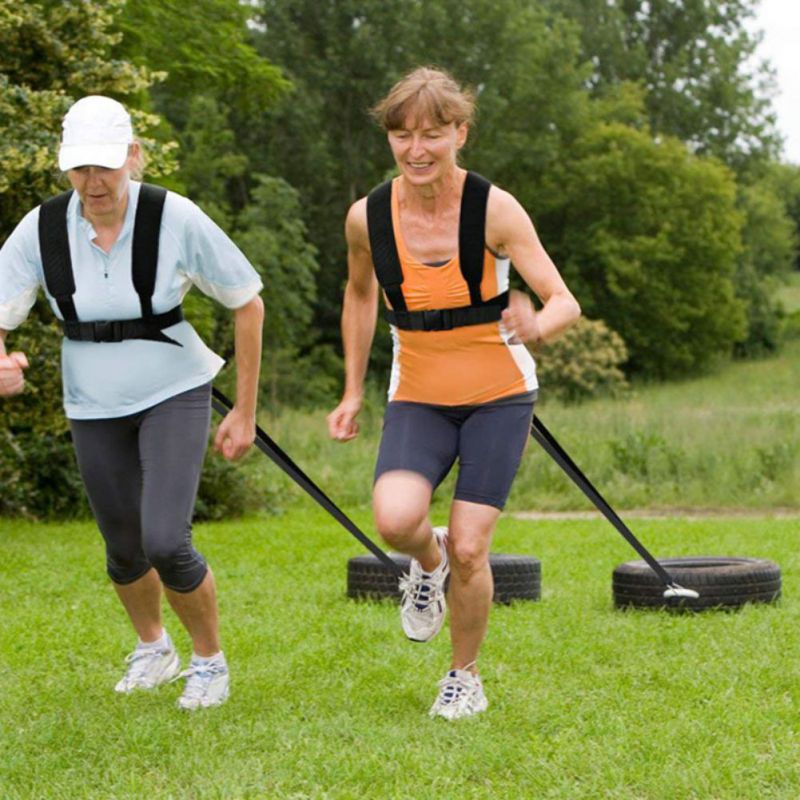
[{"left": 384, "top": 178, "right": 537, "bottom": 406}]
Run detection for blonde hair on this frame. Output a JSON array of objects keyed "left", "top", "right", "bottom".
[{"left": 371, "top": 67, "right": 475, "bottom": 131}]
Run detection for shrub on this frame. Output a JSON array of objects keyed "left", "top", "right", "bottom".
[{"left": 535, "top": 317, "right": 628, "bottom": 403}]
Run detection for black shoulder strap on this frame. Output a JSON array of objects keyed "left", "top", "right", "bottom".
[
  {"left": 39, "top": 190, "right": 78, "bottom": 322},
  {"left": 458, "top": 171, "right": 491, "bottom": 306},
  {"left": 366, "top": 180, "right": 407, "bottom": 312},
  {"left": 132, "top": 183, "right": 168, "bottom": 318}
]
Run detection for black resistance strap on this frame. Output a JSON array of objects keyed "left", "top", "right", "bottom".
[
  {"left": 211, "top": 388, "right": 402, "bottom": 576},
  {"left": 530, "top": 415, "right": 677, "bottom": 589}
]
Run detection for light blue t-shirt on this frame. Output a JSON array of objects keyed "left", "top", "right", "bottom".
[{"left": 0, "top": 181, "right": 263, "bottom": 419}]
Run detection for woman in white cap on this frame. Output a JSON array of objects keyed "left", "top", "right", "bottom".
[{"left": 0, "top": 95, "right": 265, "bottom": 710}]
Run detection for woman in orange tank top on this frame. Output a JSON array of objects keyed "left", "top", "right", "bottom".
[{"left": 327, "top": 67, "right": 581, "bottom": 720}]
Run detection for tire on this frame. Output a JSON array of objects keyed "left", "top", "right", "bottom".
[
  {"left": 347, "top": 553, "right": 541, "bottom": 604},
  {"left": 612, "top": 556, "right": 781, "bottom": 611}
]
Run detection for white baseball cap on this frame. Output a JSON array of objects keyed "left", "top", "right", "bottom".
[{"left": 58, "top": 95, "right": 134, "bottom": 171}]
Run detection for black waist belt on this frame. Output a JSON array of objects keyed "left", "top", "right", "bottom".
[
  {"left": 385, "top": 290, "right": 509, "bottom": 331},
  {"left": 60, "top": 305, "right": 184, "bottom": 346}
]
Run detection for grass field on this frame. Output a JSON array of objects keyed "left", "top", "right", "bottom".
[{"left": 2, "top": 509, "right": 800, "bottom": 799}]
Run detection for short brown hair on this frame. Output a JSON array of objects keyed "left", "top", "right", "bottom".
[{"left": 371, "top": 67, "right": 475, "bottom": 131}]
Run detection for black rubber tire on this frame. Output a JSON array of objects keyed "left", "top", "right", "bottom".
[
  {"left": 347, "top": 553, "right": 541, "bottom": 604},
  {"left": 613, "top": 556, "right": 781, "bottom": 611}
]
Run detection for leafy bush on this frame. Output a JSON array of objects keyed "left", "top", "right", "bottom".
[
  {"left": 194, "top": 448, "right": 269, "bottom": 522},
  {"left": 538, "top": 123, "right": 747, "bottom": 378},
  {"left": 0, "top": 302, "right": 88, "bottom": 519},
  {"left": 535, "top": 317, "right": 628, "bottom": 403},
  {"left": 784, "top": 309, "right": 800, "bottom": 340}
]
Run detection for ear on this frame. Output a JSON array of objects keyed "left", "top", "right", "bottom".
[
  {"left": 126, "top": 141, "right": 144, "bottom": 178},
  {"left": 455, "top": 122, "right": 469, "bottom": 150}
]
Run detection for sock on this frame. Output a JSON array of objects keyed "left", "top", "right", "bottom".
[
  {"left": 138, "top": 629, "right": 168, "bottom": 649},
  {"left": 191, "top": 650, "right": 224, "bottom": 665}
]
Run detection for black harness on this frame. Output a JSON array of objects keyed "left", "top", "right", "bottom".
[
  {"left": 366, "top": 171, "right": 508, "bottom": 331},
  {"left": 38, "top": 183, "right": 183, "bottom": 346}
]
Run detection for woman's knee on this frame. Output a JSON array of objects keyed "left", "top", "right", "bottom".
[
  {"left": 373, "top": 505, "right": 428, "bottom": 547},
  {"left": 143, "top": 528, "right": 206, "bottom": 592},
  {"left": 373, "top": 472, "right": 431, "bottom": 546},
  {"left": 106, "top": 550, "right": 151, "bottom": 585},
  {"left": 449, "top": 539, "right": 490, "bottom": 579}
]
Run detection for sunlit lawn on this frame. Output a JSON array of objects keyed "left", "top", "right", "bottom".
[{"left": 2, "top": 509, "right": 799, "bottom": 799}]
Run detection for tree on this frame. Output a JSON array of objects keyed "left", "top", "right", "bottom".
[
  {"left": 115, "top": 0, "right": 288, "bottom": 127},
  {"left": 733, "top": 177, "right": 798, "bottom": 355},
  {"left": 234, "top": 175, "right": 334, "bottom": 408},
  {"left": 544, "top": 0, "right": 781, "bottom": 171},
  {"left": 767, "top": 162, "right": 800, "bottom": 272},
  {"left": 539, "top": 123, "right": 747, "bottom": 377}
]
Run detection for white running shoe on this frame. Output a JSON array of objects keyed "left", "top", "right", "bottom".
[
  {"left": 429, "top": 668, "right": 488, "bottom": 720},
  {"left": 114, "top": 634, "right": 180, "bottom": 693},
  {"left": 174, "top": 654, "right": 229, "bottom": 710},
  {"left": 399, "top": 526, "right": 449, "bottom": 642}
]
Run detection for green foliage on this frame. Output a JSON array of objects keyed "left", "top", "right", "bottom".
[
  {"left": 116, "top": 0, "right": 288, "bottom": 124},
  {"left": 768, "top": 163, "right": 800, "bottom": 270},
  {"left": 0, "top": 302, "right": 87, "bottom": 518},
  {"left": 545, "top": 0, "right": 781, "bottom": 171},
  {"left": 536, "top": 317, "right": 629, "bottom": 404},
  {"left": 732, "top": 178, "right": 796, "bottom": 356},
  {"left": 540, "top": 123, "right": 747, "bottom": 377},
  {"left": 176, "top": 95, "right": 249, "bottom": 230},
  {"left": 194, "top": 449, "right": 267, "bottom": 522},
  {"left": 234, "top": 174, "right": 326, "bottom": 408},
  {"left": 785, "top": 310, "right": 800, "bottom": 341},
  {"left": 732, "top": 268, "right": 786, "bottom": 359},
  {"left": 738, "top": 179, "right": 797, "bottom": 281}
]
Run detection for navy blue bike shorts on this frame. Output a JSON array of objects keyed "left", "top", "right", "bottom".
[{"left": 374, "top": 398, "right": 535, "bottom": 510}]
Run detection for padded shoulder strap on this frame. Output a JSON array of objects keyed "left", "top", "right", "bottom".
[
  {"left": 458, "top": 172, "right": 492, "bottom": 305},
  {"left": 366, "top": 180, "right": 406, "bottom": 312},
  {"left": 38, "top": 190, "right": 78, "bottom": 322},
  {"left": 131, "top": 183, "right": 168, "bottom": 318}
]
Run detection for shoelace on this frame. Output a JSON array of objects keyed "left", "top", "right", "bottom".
[
  {"left": 399, "top": 571, "right": 444, "bottom": 611},
  {"left": 436, "top": 664, "right": 479, "bottom": 707},
  {"left": 172, "top": 661, "right": 227, "bottom": 702},
  {"left": 121, "top": 646, "right": 170, "bottom": 686}
]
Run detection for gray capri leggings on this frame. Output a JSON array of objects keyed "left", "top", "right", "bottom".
[{"left": 69, "top": 382, "right": 211, "bottom": 592}]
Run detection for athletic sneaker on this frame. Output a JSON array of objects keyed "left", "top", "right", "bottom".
[
  {"left": 114, "top": 633, "right": 180, "bottom": 693},
  {"left": 174, "top": 653, "right": 229, "bottom": 710},
  {"left": 429, "top": 668, "right": 488, "bottom": 720},
  {"left": 398, "top": 526, "right": 449, "bottom": 642}
]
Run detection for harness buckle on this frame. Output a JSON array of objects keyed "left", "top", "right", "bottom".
[
  {"left": 422, "top": 309, "right": 443, "bottom": 330},
  {"left": 93, "top": 320, "right": 123, "bottom": 343}
]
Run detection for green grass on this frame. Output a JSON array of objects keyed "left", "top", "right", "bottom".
[
  {"left": 245, "top": 340, "right": 800, "bottom": 513},
  {"left": 2, "top": 509, "right": 800, "bottom": 799}
]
